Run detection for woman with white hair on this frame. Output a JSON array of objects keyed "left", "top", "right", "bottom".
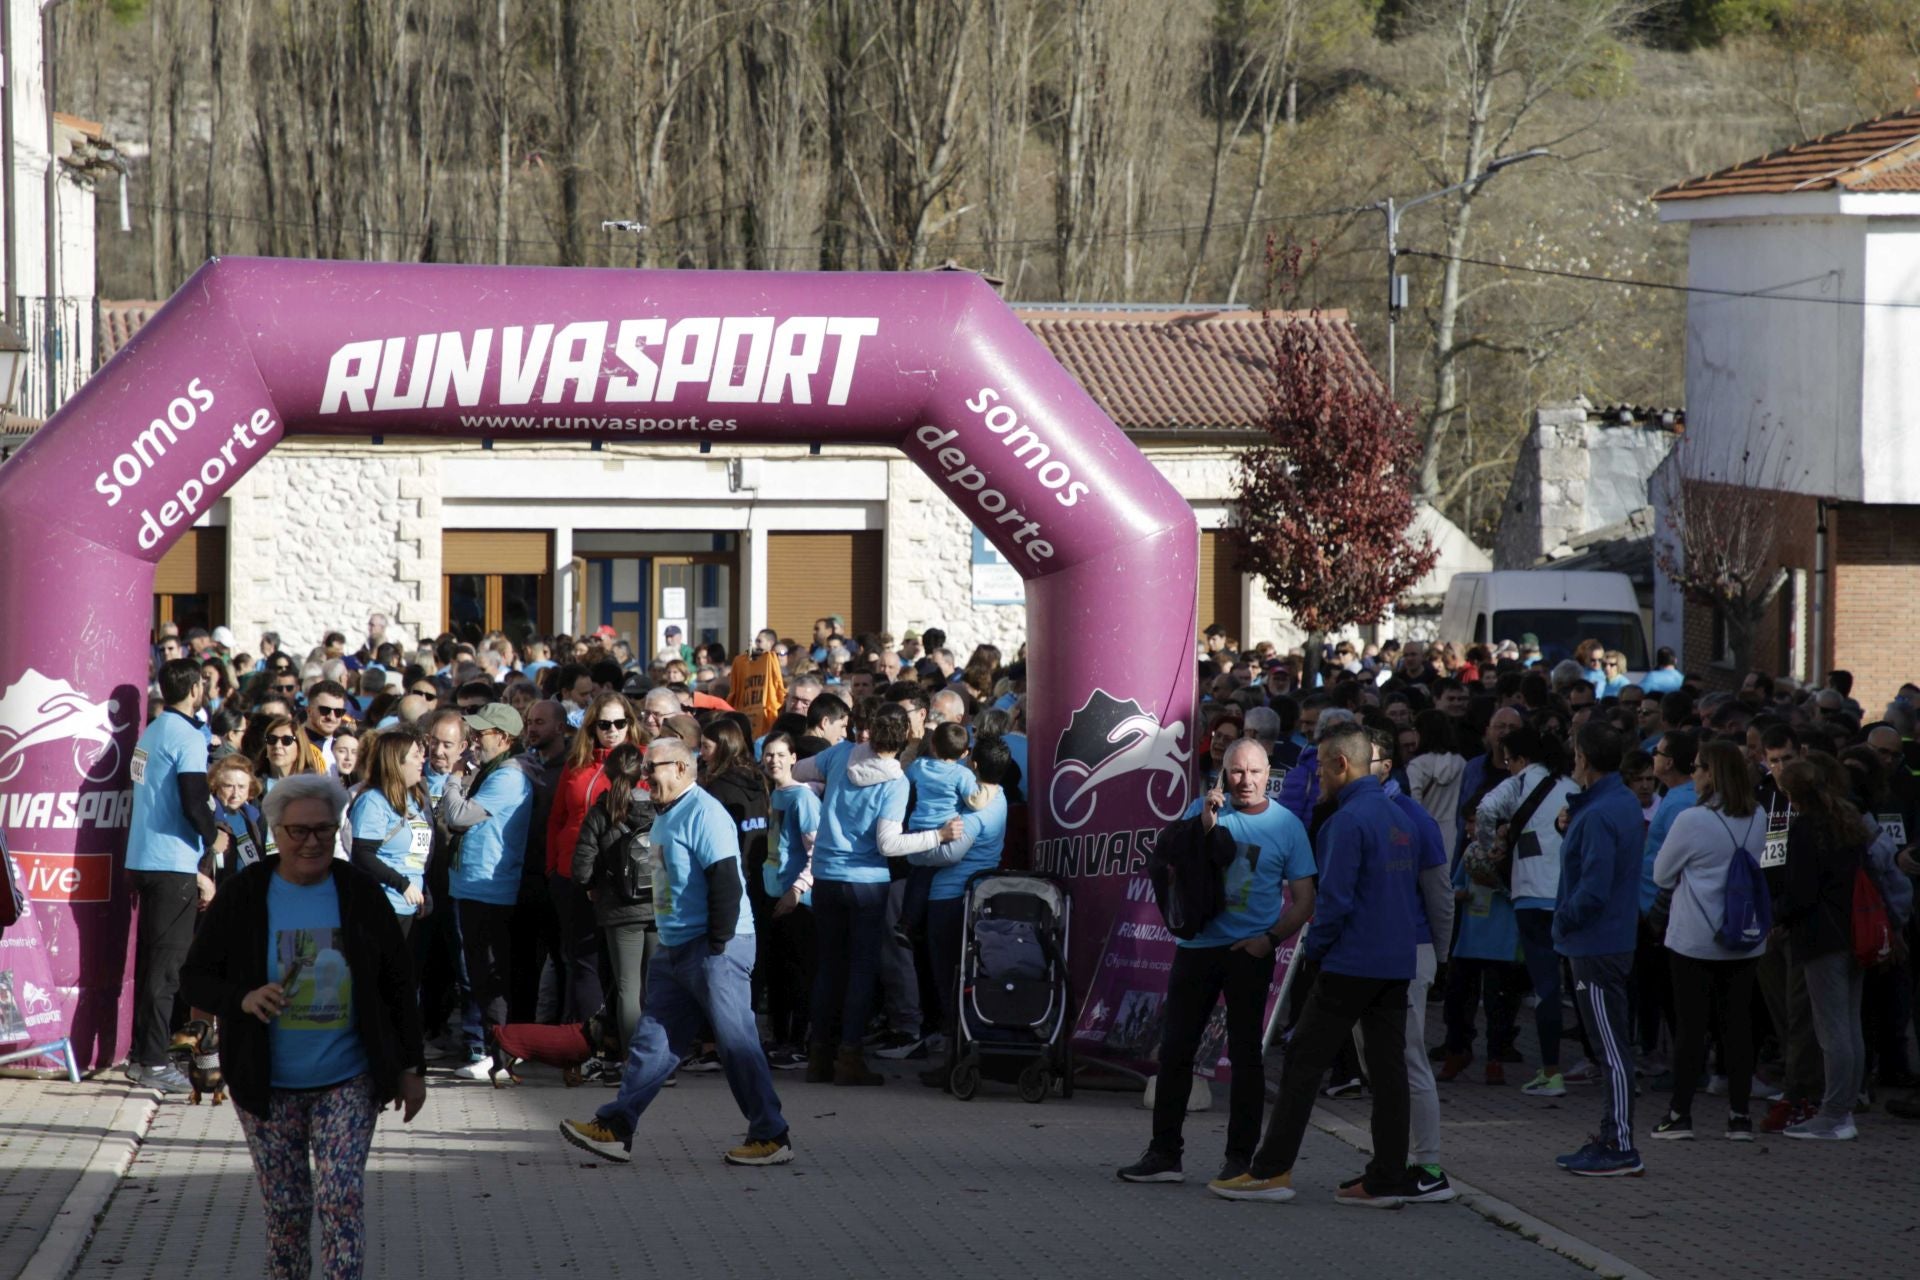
[{"left": 182, "top": 774, "right": 425, "bottom": 1280}]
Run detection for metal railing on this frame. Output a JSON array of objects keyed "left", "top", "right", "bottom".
[{"left": 7, "top": 294, "right": 99, "bottom": 420}]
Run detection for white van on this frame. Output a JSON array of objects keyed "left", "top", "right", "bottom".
[{"left": 1439, "top": 571, "right": 1649, "bottom": 671}]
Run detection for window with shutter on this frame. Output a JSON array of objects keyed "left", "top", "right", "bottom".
[
  {"left": 1197, "top": 530, "right": 1244, "bottom": 644},
  {"left": 765, "top": 532, "right": 883, "bottom": 644},
  {"left": 153, "top": 528, "right": 227, "bottom": 634}
]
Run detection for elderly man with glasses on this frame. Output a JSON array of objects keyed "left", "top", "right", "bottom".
[{"left": 560, "top": 737, "right": 792, "bottom": 1169}]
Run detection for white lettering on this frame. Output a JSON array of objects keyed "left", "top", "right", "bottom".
[
  {"left": 319, "top": 339, "right": 383, "bottom": 414},
  {"left": 604, "top": 319, "right": 665, "bottom": 402},
  {"left": 541, "top": 321, "right": 608, "bottom": 404},
  {"left": 824, "top": 317, "right": 878, "bottom": 406},
  {"left": 373, "top": 334, "right": 437, "bottom": 411},
  {"left": 426, "top": 330, "right": 492, "bottom": 408},
  {"left": 710, "top": 316, "right": 774, "bottom": 404},
  {"left": 763, "top": 317, "right": 826, "bottom": 404}
]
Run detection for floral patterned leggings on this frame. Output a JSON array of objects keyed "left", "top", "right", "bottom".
[{"left": 235, "top": 1075, "right": 377, "bottom": 1280}]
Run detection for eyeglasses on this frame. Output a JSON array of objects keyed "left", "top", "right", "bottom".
[
  {"left": 277, "top": 824, "right": 339, "bottom": 846},
  {"left": 310, "top": 704, "right": 346, "bottom": 719},
  {"left": 596, "top": 718, "right": 629, "bottom": 732},
  {"left": 646, "top": 760, "right": 684, "bottom": 773},
  {"left": 1652, "top": 748, "right": 1670, "bottom": 759},
  {"left": 265, "top": 734, "right": 298, "bottom": 747}
]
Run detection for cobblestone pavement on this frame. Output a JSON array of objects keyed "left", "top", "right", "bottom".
[
  {"left": 1309, "top": 990, "right": 1920, "bottom": 1280},
  {"left": 0, "top": 1077, "right": 147, "bottom": 1279},
  {"left": 66, "top": 1059, "right": 1589, "bottom": 1280}
]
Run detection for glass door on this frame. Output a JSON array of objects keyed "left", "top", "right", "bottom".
[{"left": 651, "top": 556, "right": 732, "bottom": 656}]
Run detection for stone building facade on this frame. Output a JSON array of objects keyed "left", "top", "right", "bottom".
[{"left": 1493, "top": 399, "right": 1679, "bottom": 571}]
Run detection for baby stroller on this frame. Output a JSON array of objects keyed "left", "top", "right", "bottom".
[{"left": 942, "top": 871, "right": 1073, "bottom": 1103}]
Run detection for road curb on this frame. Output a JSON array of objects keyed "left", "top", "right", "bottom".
[
  {"left": 1309, "top": 1110, "right": 1658, "bottom": 1280},
  {"left": 17, "top": 1084, "right": 159, "bottom": 1280}
]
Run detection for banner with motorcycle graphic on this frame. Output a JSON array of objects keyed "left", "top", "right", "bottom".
[{"left": 0, "top": 257, "right": 1201, "bottom": 1071}]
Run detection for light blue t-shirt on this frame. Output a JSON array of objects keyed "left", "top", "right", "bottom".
[
  {"left": 1180, "top": 800, "right": 1317, "bottom": 949},
  {"left": 1639, "top": 668, "right": 1683, "bottom": 694},
  {"left": 651, "top": 785, "right": 754, "bottom": 949},
  {"left": 930, "top": 790, "right": 1010, "bottom": 901},
  {"left": 812, "top": 741, "right": 910, "bottom": 884},
  {"left": 905, "top": 756, "right": 978, "bottom": 831},
  {"left": 126, "top": 710, "right": 211, "bottom": 874},
  {"left": 764, "top": 784, "right": 820, "bottom": 904},
  {"left": 266, "top": 875, "right": 370, "bottom": 1090},
  {"left": 449, "top": 758, "right": 532, "bottom": 906},
  {"left": 349, "top": 790, "right": 432, "bottom": 916},
  {"left": 1642, "top": 779, "right": 1696, "bottom": 913}
]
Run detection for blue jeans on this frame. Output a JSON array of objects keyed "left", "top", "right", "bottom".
[
  {"left": 596, "top": 935, "right": 786, "bottom": 1145},
  {"left": 811, "top": 880, "right": 890, "bottom": 1049},
  {"left": 1514, "top": 908, "right": 1563, "bottom": 1071}
]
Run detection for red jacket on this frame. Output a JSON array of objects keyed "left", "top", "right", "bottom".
[{"left": 547, "top": 748, "right": 615, "bottom": 878}]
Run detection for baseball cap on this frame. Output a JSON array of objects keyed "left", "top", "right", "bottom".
[
  {"left": 210, "top": 625, "right": 235, "bottom": 649},
  {"left": 593, "top": 624, "right": 617, "bottom": 639},
  {"left": 1519, "top": 633, "right": 1541, "bottom": 649},
  {"left": 663, "top": 625, "right": 683, "bottom": 638},
  {"left": 902, "top": 630, "right": 921, "bottom": 642},
  {"left": 463, "top": 703, "right": 524, "bottom": 738}
]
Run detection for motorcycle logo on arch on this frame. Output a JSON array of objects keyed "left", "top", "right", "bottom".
[
  {"left": 0, "top": 669, "right": 127, "bottom": 787},
  {"left": 1048, "top": 689, "right": 1190, "bottom": 832}
]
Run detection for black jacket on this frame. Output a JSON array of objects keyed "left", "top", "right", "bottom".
[
  {"left": 1777, "top": 813, "right": 1862, "bottom": 960},
  {"left": 1148, "top": 815, "right": 1237, "bottom": 940},
  {"left": 181, "top": 858, "right": 425, "bottom": 1119},
  {"left": 572, "top": 791, "right": 658, "bottom": 928},
  {"left": 703, "top": 768, "right": 771, "bottom": 874}
]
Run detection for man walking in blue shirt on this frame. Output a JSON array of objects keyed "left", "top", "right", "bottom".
[
  {"left": 125, "top": 659, "right": 229, "bottom": 1093},
  {"left": 560, "top": 737, "right": 790, "bottom": 1167},
  {"left": 1210, "top": 722, "right": 1420, "bottom": 1208},
  {"left": 1554, "top": 721, "right": 1649, "bottom": 1176}
]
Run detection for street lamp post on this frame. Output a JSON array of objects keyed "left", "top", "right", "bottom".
[{"left": 1373, "top": 147, "right": 1550, "bottom": 399}]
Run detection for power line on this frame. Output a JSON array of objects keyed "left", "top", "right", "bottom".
[
  {"left": 125, "top": 194, "right": 1375, "bottom": 263},
  {"left": 1397, "top": 248, "right": 1920, "bottom": 311}
]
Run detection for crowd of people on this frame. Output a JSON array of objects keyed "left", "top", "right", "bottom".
[
  {"left": 116, "top": 612, "right": 1920, "bottom": 1268},
  {"left": 124, "top": 614, "right": 1023, "bottom": 1277},
  {"left": 1135, "top": 629, "right": 1918, "bottom": 1209}
]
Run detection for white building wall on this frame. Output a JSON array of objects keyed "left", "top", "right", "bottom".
[
  {"left": 1859, "top": 218, "right": 1920, "bottom": 504},
  {"left": 1673, "top": 212, "right": 1866, "bottom": 499}
]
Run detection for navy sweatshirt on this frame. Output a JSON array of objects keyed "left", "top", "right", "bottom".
[
  {"left": 1552, "top": 772, "right": 1645, "bottom": 958},
  {"left": 1303, "top": 774, "right": 1419, "bottom": 980}
]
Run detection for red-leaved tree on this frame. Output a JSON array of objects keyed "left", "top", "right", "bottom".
[{"left": 1226, "top": 239, "right": 1437, "bottom": 683}]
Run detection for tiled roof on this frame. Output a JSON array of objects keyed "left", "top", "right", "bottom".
[
  {"left": 1654, "top": 107, "right": 1920, "bottom": 201},
  {"left": 1016, "top": 306, "right": 1378, "bottom": 434},
  {"left": 99, "top": 300, "right": 163, "bottom": 363},
  {"left": 98, "top": 298, "right": 1378, "bottom": 437}
]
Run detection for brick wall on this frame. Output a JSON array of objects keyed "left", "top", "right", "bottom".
[
  {"left": 1831, "top": 502, "right": 1920, "bottom": 711},
  {"left": 1673, "top": 485, "right": 1819, "bottom": 692}
]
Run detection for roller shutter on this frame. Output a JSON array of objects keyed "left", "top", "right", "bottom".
[{"left": 766, "top": 532, "right": 882, "bottom": 643}]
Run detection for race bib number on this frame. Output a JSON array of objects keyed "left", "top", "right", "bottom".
[
  {"left": 1761, "top": 830, "right": 1788, "bottom": 870},
  {"left": 1878, "top": 814, "right": 1907, "bottom": 849},
  {"left": 407, "top": 820, "right": 432, "bottom": 872},
  {"left": 129, "top": 749, "right": 147, "bottom": 784}
]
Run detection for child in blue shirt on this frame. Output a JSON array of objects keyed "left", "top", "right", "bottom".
[{"left": 899, "top": 723, "right": 978, "bottom": 942}]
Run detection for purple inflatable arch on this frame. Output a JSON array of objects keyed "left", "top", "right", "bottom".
[{"left": 0, "top": 258, "right": 1196, "bottom": 1072}]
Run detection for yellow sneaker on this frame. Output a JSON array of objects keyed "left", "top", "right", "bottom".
[
  {"left": 725, "top": 1131, "right": 795, "bottom": 1166},
  {"left": 1207, "top": 1170, "right": 1295, "bottom": 1202},
  {"left": 558, "top": 1118, "right": 630, "bottom": 1163}
]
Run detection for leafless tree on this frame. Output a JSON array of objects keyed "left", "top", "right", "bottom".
[{"left": 1654, "top": 419, "right": 1807, "bottom": 680}]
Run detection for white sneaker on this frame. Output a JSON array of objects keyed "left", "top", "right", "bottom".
[
  {"left": 451, "top": 1058, "right": 494, "bottom": 1081},
  {"left": 1783, "top": 1113, "right": 1858, "bottom": 1141}
]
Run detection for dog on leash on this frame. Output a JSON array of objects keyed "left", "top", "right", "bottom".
[{"left": 168, "top": 1018, "right": 226, "bottom": 1105}]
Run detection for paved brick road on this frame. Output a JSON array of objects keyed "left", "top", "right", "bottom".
[
  {"left": 67, "top": 1061, "right": 1588, "bottom": 1280},
  {"left": 0, "top": 1079, "right": 145, "bottom": 1279},
  {"left": 1310, "top": 994, "right": 1920, "bottom": 1280}
]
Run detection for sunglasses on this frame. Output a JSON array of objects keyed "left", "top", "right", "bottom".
[
  {"left": 271, "top": 683, "right": 299, "bottom": 694},
  {"left": 596, "top": 718, "right": 629, "bottom": 731},
  {"left": 265, "top": 734, "right": 298, "bottom": 747},
  {"left": 410, "top": 686, "right": 439, "bottom": 699},
  {"left": 310, "top": 704, "right": 346, "bottom": 719},
  {"left": 646, "top": 760, "right": 683, "bottom": 773}
]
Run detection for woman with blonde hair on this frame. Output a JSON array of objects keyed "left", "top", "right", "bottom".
[{"left": 547, "top": 691, "right": 646, "bottom": 1020}]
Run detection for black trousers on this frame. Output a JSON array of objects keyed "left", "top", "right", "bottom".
[
  {"left": 508, "top": 875, "right": 558, "bottom": 1023},
  {"left": 765, "top": 903, "right": 818, "bottom": 1047},
  {"left": 1253, "top": 970, "right": 1410, "bottom": 1191},
  {"left": 457, "top": 898, "right": 516, "bottom": 1049},
  {"left": 1669, "top": 952, "right": 1759, "bottom": 1117},
  {"left": 131, "top": 870, "right": 200, "bottom": 1066},
  {"left": 1151, "top": 943, "right": 1276, "bottom": 1164}
]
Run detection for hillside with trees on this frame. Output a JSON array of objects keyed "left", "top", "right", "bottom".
[{"left": 54, "top": 0, "right": 1920, "bottom": 540}]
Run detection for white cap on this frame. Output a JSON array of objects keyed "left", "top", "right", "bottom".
[{"left": 211, "top": 626, "right": 236, "bottom": 648}]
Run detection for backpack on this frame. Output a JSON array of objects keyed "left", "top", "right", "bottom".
[
  {"left": 1852, "top": 864, "right": 1893, "bottom": 969},
  {"left": 1715, "top": 815, "right": 1772, "bottom": 950},
  {"left": 607, "top": 798, "right": 658, "bottom": 908}
]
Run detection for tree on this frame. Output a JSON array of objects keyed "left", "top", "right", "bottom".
[
  {"left": 1227, "top": 241, "right": 1438, "bottom": 682},
  {"left": 1654, "top": 419, "right": 1803, "bottom": 681},
  {"left": 1402, "top": 0, "right": 1648, "bottom": 502}
]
